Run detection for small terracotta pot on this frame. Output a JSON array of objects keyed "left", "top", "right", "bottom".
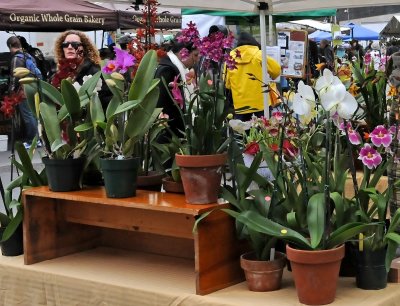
[
  {"left": 240, "top": 251, "right": 286, "bottom": 292},
  {"left": 175, "top": 153, "right": 227, "bottom": 204},
  {"left": 286, "top": 244, "right": 344, "bottom": 305},
  {"left": 137, "top": 171, "right": 164, "bottom": 191},
  {"left": 162, "top": 177, "right": 184, "bottom": 194}
]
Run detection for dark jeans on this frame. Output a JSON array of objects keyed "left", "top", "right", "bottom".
[{"left": 18, "top": 99, "right": 38, "bottom": 143}]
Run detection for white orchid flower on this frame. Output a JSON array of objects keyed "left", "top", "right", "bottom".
[
  {"left": 292, "top": 81, "right": 316, "bottom": 117},
  {"left": 315, "top": 69, "right": 338, "bottom": 92},
  {"left": 319, "top": 81, "right": 358, "bottom": 119},
  {"left": 229, "top": 119, "right": 251, "bottom": 134}
]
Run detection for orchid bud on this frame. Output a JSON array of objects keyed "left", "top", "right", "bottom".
[
  {"left": 19, "top": 77, "right": 36, "bottom": 84},
  {"left": 105, "top": 79, "right": 117, "bottom": 87},
  {"left": 13, "top": 67, "right": 30, "bottom": 78},
  {"left": 227, "top": 113, "right": 233, "bottom": 120},
  {"left": 111, "top": 72, "right": 124, "bottom": 81}
]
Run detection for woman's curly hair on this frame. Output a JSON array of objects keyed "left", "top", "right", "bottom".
[{"left": 54, "top": 30, "right": 100, "bottom": 65}]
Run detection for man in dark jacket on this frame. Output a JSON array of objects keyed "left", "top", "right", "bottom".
[
  {"left": 154, "top": 34, "right": 199, "bottom": 138},
  {"left": 7, "top": 36, "right": 39, "bottom": 149}
]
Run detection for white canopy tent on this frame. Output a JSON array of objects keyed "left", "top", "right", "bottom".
[
  {"left": 94, "top": 0, "right": 400, "bottom": 117},
  {"left": 289, "top": 20, "right": 350, "bottom": 33}
]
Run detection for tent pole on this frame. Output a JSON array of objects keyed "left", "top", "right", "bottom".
[{"left": 259, "top": 2, "right": 269, "bottom": 118}]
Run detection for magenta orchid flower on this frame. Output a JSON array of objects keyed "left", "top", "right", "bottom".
[
  {"left": 339, "top": 122, "right": 362, "bottom": 145},
  {"left": 170, "top": 75, "right": 184, "bottom": 108},
  {"left": 102, "top": 47, "right": 135, "bottom": 74},
  {"left": 370, "top": 125, "right": 392, "bottom": 148},
  {"left": 358, "top": 143, "right": 382, "bottom": 169},
  {"left": 272, "top": 111, "right": 283, "bottom": 121}
]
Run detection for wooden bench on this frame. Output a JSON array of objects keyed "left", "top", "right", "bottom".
[{"left": 22, "top": 186, "right": 245, "bottom": 295}]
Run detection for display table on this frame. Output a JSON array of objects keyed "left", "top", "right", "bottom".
[
  {"left": 1, "top": 248, "right": 400, "bottom": 306},
  {"left": 22, "top": 186, "right": 245, "bottom": 295}
]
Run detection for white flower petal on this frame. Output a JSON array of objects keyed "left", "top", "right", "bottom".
[
  {"left": 293, "top": 93, "right": 311, "bottom": 116},
  {"left": 299, "top": 82, "right": 315, "bottom": 102},
  {"left": 337, "top": 92, "right": 358, "bottom": 119},
  {"left": 320, "top": 90, "right": 339, "bottom": 111}
]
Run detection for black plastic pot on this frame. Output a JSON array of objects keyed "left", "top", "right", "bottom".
[
  {"left": 100, "top": 157, "right": 140, "bottom": 198},
  {"left": 0, "top": 224, "right": 23, "bottom": 256},
  {"left": 42, "top": 157, "right": 86, "bottom": 192},
  {"left": 355, "top": 247, "right": 388, "bottom": 290}
]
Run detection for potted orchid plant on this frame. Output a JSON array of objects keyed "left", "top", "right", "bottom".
[
  {"left": 167, "top": 22, "right": 237, "bottom": 204},
  {"left": 76, "top": 48, "right": 161, "bottom": 198},
  {"left": 22, "top": 69, "right": 103, "bottom": 191}
]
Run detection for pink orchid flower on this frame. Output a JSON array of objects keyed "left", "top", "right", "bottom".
[
  {"left": 339, "top": 122, "right": 361, "bottom": 145},
  {"left": 272, "top": 111, "right": 283, "bottom": 121},
  {"left": 358, "top": 143, "right": 382, "bottom": 169},
  {"left": 170, "top": 75, "right": 184, "bottom": 108},
  {"left": 370, "top": 125, "right": 392, "bottom": 148},
  {"left": 102, "top": 47, "right": 135, "bottom": 74}
]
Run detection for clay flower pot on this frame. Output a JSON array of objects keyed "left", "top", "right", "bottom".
[
  {"left": 175, "top": 153, "right": 227, "bottom": 204},
  {"left": 286, "top": 244, "right": 345, "bottom": 305},
  {"left": 162, "top": 177, "right": 184, "bottom": 194},
  {"left": 240, "top": 251, "right": 286, "bottom": 292}
]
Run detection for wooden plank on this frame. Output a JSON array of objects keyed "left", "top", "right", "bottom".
[
  {"left": 194, "top": 209, "right": 246, "bottom": 295},
  {"left": 101, "top": 229, "right": 195, "bottom": 259},
  {"left": 23, "top": 186, "right": 227, "bottom": 215},
  {"left": 23, "top": 195, "right": 99, "bottom": 265},
  {"left": 62, "top": 200, "right": 195, "bottom": 239}
]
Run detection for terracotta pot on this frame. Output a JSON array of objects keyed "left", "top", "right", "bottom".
[
  {"left": 286, "top": 244, "right": 345, "bottom": 305},
  {"left": 137, "top": 171, "right": 164, "bottom": 191},
  {"left": 162, "top": 177, "right": 184, "bottom": 194},
  {"left": 240, "top": 251, "right": 286, "bottom": 292},
  {"left": 175, "top": 153, "right": 227, "bottom": 204}
]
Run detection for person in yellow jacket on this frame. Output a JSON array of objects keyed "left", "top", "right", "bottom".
[{"left": 225, "top": 32, "right": 281, "bottom": 121}]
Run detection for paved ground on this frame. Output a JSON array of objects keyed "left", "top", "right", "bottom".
[{"left": 0, "top": 148, "right": 44, "bottom": 214}]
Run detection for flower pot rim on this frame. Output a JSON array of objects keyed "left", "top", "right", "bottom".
[
  {"left": 175, "top": 152, "right": 228, "bottom": 168},
  {"left": 240, "top": 251, "right": 286, "bottom": 263}
]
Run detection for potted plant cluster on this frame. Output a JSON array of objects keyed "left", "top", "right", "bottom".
[
  {"left": 22, "top": 70, "right": 103, "bottom": 191},
  {"left": 206, "top": 68, "right": 397, "bottom": 305},
  {"left": 79, "top": 48, "right": 161, "bottom": 198}
]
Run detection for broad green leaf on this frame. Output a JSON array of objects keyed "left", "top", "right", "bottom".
[{"left": 308, "top": 193, "right": 325, "bottom": 248}]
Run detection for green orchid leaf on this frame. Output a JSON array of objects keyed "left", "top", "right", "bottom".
[
  {"left": 39, "top": 102, "right": 62, "bottom": 149},
  {"left": 308, "top": 193, "right": 325, "bottom": 249},
  {"left": 222, "top": 209, "right": 311, "bottom": 249},
  {"left": 74, "top": 122, "right": 93, "bottom": 132},
  {"left": 1, "top": 209, "right": 22, "bottom": 242},
  {"left": 128, "top": 50, "right": 158, "bottom": 101},
  {"left": 61, "top": 79, "right": 81, "bottom": 121},
  {"left": 327, "top": 222, "right": 374, "bottom": 249}
]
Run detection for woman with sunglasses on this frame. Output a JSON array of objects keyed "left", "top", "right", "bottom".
[{"left": 51, "top": 30, "right": 111, "bottom": 107}]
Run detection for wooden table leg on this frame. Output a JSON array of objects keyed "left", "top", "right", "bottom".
[
  {"left": 23, "top": 194, "right": 99, "bottom": 264},
  {"left": 194, "top": 209, "right": 245, "bottom": 295}
]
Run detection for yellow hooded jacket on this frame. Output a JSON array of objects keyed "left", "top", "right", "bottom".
[{"left": 225, "top": 45, "right": 281, "bottom": 113}]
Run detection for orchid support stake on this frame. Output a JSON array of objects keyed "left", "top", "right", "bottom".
[
  {"left": 343, "top": 119, "right": 360, "bottom": 202},
  {"left": 295, "top": 115, "right": 309, "bottom": 208},
  {"left": 323, "top": 112, "right": 332, "bottom": 248}
]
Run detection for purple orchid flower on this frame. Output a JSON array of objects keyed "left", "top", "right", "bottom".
[
  {"left": 102, "top": 47, "right": 135, "bottom": 74},
  {"left": 358, "top": 143, "right": 382, "bottom": 169},
  {"left": 370, "top": 125, "right": 392, "bottom": 148},
  {"left": 170, "top": 75, "right": 184, "bottom": 108},
  {"left": 339, "top": 121, "right": 361, "bottom": 145}
]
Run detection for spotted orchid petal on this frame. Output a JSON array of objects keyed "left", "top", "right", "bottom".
[{"left": 358, "top": 143, "right": 382, "bottom": 169}]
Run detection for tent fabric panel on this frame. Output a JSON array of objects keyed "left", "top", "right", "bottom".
[
  {"left": 0, "top": 0, "right": 119, "bottom": 32},
  {"left": 181, "top": 8, "right": 336, "bottom": 17}
]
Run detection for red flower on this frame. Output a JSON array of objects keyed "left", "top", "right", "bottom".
[
  {"left": 283, "top": 140, "right": 298, "bottom": 157},
  {"left": 0, "top": 93, "right": 23, "bottom": 118},
  {"left": 244, "top": 141, "right": 260, "bottom": 155}
]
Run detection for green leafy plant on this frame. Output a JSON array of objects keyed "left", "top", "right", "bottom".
[
  {"left": 0, "top": 140, "right": 46, "bottom": 241},
  {"left": 78, "top": 50, "right": 161, "bottom": 159},
  {"left": 22, "top": 71, "right": 103, "bottom": 160}
]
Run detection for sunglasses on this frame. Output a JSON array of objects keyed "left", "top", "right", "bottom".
[{"left": 61, "top": 41, "right": 82, "bottom": 49}]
